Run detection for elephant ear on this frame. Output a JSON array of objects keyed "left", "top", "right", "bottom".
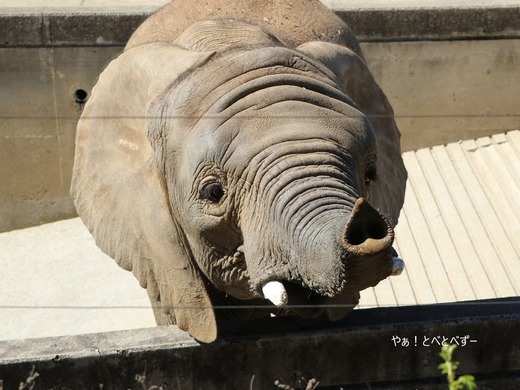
[
  {"left": 298, "top": 42, "right": 407, "bottom": 226},
  {"left": 71, "top": 43, "right": 218, "bottom": 342}
]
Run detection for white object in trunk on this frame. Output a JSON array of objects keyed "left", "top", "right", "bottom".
[{"left": 391, "top": 256, "right": 405, "bottom": 276}]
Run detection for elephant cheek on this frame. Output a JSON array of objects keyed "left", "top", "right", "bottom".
[
  {"left": 221, "top": 267, "right": 253, "bottom": 300},
  {"left": 201, "top": 247, "right": 254, "bottom": 300}
]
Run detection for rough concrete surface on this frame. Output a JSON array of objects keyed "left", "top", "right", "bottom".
[
  {"left": 362, "top": 39, "right": 520, "bottom": 151},
  {"left": 0, "top": 45, "right": 122, "bottom": 232},
  {"left": 0, "top": 0, "right": 520, "bottom": 46},
  {"left": 1, "top": 299, "right": 519, "bottom": 389},
  {"left": 326, "top": 0, "right": 520, "bottom": 9},
  {"left": 1, "top": 1, "right": 520, "bottom": 46},
  {"left": 1, "top": 0, "right": 519, "bottom": 10}
]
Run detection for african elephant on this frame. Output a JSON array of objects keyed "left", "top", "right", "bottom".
[{"left": 71, "top": 0, "right": 407, "bottom": 343}]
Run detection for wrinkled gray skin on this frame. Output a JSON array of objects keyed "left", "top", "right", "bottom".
[{"left": 71, "top": 0, "right": 407, "bottom": 342}]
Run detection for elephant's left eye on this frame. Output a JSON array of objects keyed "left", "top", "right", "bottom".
[
  {"left": 364, "top": 166, "right": 378, "bottom": 185},
  {"left": 200, "top": 182, "right": 226, "bottom": 203}
]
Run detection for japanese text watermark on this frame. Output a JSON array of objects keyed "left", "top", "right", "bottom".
[{"left": 391, "top": 335, "right": 477, "bottom": 348}]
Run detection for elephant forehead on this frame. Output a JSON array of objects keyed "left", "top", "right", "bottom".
[
  {"left": 183, "top": 101, "right": 376, "bottom": 173},
  {"left": 152, "top": 46, "right": 376, "bottom": 177},
  {"left": 158, "top": 45, "right": 346, "bottom": 121},
  {"left": 181, "top": 56, "right": 371, "bottom": 157}
]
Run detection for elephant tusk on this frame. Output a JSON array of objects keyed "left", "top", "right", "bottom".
[
  {"left": 391, "top": 255, "right": 405, "bottom": 276},
  {"left": 262, "top": 280, "right": 288, "bottom": 307}
]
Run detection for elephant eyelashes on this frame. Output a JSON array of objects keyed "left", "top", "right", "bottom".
[{"left": 200, "top": 182, "right": 226, "bottom": 203}]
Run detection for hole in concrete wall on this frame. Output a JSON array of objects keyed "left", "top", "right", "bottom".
[{"left": 74, "top": 89, "right": 88, "bottom": 103}]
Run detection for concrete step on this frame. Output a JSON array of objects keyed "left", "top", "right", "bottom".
[{"left": 1, "top": 130, "right": 519, "bottom": 341}]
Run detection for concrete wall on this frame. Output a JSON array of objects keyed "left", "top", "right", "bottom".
[
  {"left": 1, "top": 4, "right": 520, "bottom": 231},
  {"left": 0, "top": 46, "right": 121, "bottom": 232},
  {"left": 363, "top": 39, "right": 520, "bottom": 151},
  {"left": 1, "top": 298, "right": 519, "bottom": 389}
]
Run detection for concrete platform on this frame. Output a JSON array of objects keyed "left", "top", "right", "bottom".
[
  {"left": 1, "top": 299, "right": 519, "bottom": 389},
  {"left": 1, "top": 131, "right": 518, "bottom": 342},
  {"left": 0, "top": 218, "right": 155, "bottom": 341}
]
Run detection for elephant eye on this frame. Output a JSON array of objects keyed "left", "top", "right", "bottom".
[
  {"left": 364, "top": 165, "right": 378, "bottom": 185},
  {"left": 200, "top": 182, "right": 226, "bottom": 203}
]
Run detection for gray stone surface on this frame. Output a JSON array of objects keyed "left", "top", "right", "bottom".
[
  {"left": 2, "top": 0, "right": 519, "bottom": 10},
  {"left": 1, "top": 299, "right": 519, "bottom": 389},
  {"left": 1, "top": 1, "right": 519, "bottom": 46},
  {"left": 340, "top": 6, "right": 520, "bottom": 42},
  {"left": 325, "top": 0, "right": 520, "bottom": 9}
]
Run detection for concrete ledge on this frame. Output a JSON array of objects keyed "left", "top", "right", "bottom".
[
  {"left": 339, "top": 7, "right": 520, "bottom": 42},
  {"left": 1, "top": 298, "right": 519, "bottom": 389},
  {"left": 0, "top": 12, "right": 148, "bottom": 47},
  {"left": 1, "top": 3, "right": 520, "bottom": 46}
]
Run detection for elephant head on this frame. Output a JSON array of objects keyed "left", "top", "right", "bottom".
[{"left": 71, "top": 19, "right": 407, "bottom": 342}]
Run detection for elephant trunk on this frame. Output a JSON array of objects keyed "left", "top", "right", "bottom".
[
  {"left": 343, "top": 197, "right": 393, "bottom": 255},
  {"left": 286, "top": 194, "right": 395, "bottom": 297},
  {"left": 338, "top": 197, "right": 395, "bottom": 294},
  {"left": 243, "top": 171, "right": 396, "bottom": 315}
]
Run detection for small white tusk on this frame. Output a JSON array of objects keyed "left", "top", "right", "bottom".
[
  {"left": 262, "top": 280, "right": 288, "bottom": 307},
  {"left": 391, "top": 256, "right": 405, "bottom": 276}
]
